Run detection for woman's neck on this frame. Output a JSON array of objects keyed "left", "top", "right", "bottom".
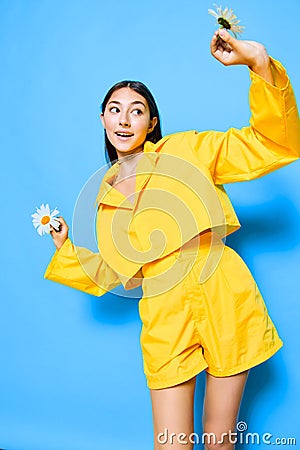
[{"left": 116, "top": 150, "right": 144, "bottom": 181}]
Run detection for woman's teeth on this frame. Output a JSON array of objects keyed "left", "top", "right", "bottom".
[{"left": 116, "top": 132, "right": 134, "bottom": 137}]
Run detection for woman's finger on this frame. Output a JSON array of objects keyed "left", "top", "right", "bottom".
[
  {"left": 49, "top": 225, "right": 56, "bottom": 234},
  {"left": 218, "top": 29, "right": 238, "bottom": 49},
  {"left": 54, "top": 217, "right": 66, "bottom": 230},
  {"left": 57, "top": 216, "right": 68, "bottom": 228},
  {"left": 210, "top": 32, "right": 219, "bottom": 54}
]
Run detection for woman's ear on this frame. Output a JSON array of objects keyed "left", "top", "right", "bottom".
[
  {"left": 100, "top": 112, "right": 105, "bottom": 128},
  {"left": 148, "top": 116, "right": 158, "bottom": 134}
]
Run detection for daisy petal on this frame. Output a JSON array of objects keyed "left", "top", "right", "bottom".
[
  {"left": 51, "top": 208, "right": 59, "bottom": 217},
  {"left": 208, "top": 9, "right": 218, "bottom": 18},
  {"left": 208, "top": 4, "right": 244, "bottom": 37},
  {"left": 39, "top": 205, "right": 46, "bottom": 216},
  {"left": 37, "top": 225, "right": 44, "bottom": 236},
  {"left": 44, "top": 224, "right": 51, "bottom": 234},
  {"left": 45, "top": 204, "right": 51, "bottom": 215},
  {"left": 50, "top": 218, "right": 60, "bottom": 230},
  {"left": 32, "top": 203, "right": 61, "bottom": 236}
]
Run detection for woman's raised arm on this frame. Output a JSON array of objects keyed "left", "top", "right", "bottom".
[
  {"left": 210, "top": 28, "right": 274, "bottom": 84},
  {"left": 186, "top": 31, "right": 300, "bottom": 185}
]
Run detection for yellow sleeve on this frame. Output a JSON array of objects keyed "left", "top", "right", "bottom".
[
  {"left": 44, "top": 237, "right": 121, "bottom": 297},
  {"left": 189, "top": 57, "right": 300, "bottom": 184}
]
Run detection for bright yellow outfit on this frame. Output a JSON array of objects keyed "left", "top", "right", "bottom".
[{"left": 44, "top": 58, "right": 300, "bottom": 389}]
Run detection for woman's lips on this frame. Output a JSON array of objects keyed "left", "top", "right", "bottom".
[{"left": 115, "top": 131, "right": 134, "bottom": 140}]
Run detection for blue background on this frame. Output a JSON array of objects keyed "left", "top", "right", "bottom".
[{"left": 1, "top": 0, "right": 299, "bottom": 449}]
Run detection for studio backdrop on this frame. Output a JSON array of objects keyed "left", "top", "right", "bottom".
[{"left": 1, "top": 0, "right": 299, "bottom": 449}]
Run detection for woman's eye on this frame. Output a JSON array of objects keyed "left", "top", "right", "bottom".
[
  {"left": 109, "top": 107, "right": 119, "bottom": 113},
  {"left": 132, "top": 109, "right": 143, "bottom": 115}
]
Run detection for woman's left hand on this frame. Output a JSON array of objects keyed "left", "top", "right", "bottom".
[{"left": 210, "top": 29, "right": 274, "bottom": 84}]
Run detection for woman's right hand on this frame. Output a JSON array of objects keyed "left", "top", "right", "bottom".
[
  {"left": 210, "top": 29, "right": 274, "bottom": 84},
  {"left": 50, "top": 217, "right": 69, "bottom": 250}
]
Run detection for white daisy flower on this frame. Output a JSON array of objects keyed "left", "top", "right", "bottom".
[
  {"left": 31, "top": 203, "right": 60, "bottom": 236},
  {"left": 208, "top": 4, "right": 245, "bottom": 38}
]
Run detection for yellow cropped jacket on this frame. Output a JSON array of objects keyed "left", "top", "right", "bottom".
[{"left": 44, "top": 58, "right": 300, "bottom": 296}]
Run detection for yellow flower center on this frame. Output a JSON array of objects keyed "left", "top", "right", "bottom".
[{"left": 41, "top": 215, "right": 51, "bottom": 225}]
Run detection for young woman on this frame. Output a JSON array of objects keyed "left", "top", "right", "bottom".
[{"left": 45, "top": 28, "right": 300, "bottom": 450}]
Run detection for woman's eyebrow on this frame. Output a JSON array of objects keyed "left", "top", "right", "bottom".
[{"left": 107, "top": 100, "right": 146, "bottom": 107}]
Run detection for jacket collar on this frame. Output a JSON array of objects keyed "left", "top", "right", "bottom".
[
  {"left": 95, "top": 134, "right": 172, "bottom": 209},
  {"left": 143, "top": 134, "right": 171, "bottom": 153}
]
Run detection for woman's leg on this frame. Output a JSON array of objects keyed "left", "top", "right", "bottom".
[
  {"left": 203, "top": 370, "right": 249, "bottom": 450},
  {"left": 150, "top": 376, "right": 197, "bottom": 450}
]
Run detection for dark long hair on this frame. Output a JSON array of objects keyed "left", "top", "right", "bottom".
[{"left": 100, "top": 80, "right": 162, "bottom": 165}]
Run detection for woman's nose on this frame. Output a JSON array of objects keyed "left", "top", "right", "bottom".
[
  {"left": 119, "top": 114, "right": 131, "bottom": 127},
  {"left": 119, "top": 120, "right": 130, "bottom": 127}
]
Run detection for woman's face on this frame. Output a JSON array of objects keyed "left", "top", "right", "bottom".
[{"left": 100, "top": 87, "right": 157, "bottom": 156}]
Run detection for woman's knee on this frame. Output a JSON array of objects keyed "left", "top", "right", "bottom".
[{"left": 203, "top": 422, "right": 235, "bottom": 450}]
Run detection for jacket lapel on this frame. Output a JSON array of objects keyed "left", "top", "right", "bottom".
[
  {"left": 95, "top": 135, "right": 172, "bottom": 210},
  {"left": 94, "top": 164, "right": 133, "bottom": 210},
  {"left": 134, "top": 135, "right": 172, "bottom": 199}
]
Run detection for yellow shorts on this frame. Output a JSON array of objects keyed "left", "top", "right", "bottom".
[{"left": 139, "top": 234, "right": 283, "bottom": 390}]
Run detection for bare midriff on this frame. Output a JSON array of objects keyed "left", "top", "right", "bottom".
[{"left": 178, "top": 228, "right": 215, "bottom": 252}]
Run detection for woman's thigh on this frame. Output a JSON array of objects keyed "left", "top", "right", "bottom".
[
  {"left": 150, "top": 376, "right": 197, "bottom": 450},
  {"left": 203, "top": 370, "right": 249, "bottom": 449}
]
